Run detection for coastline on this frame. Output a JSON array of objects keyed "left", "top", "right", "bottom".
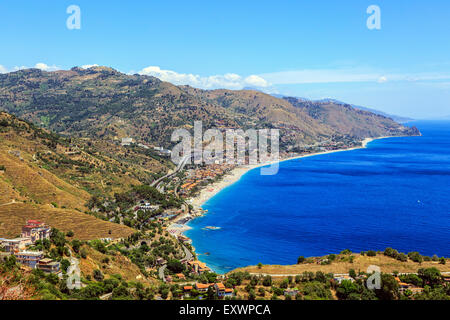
[
  {"left": 188, "top": 136, "right": 387, "bottom": 208},
  {"left": 170, "top": 135, "right": 393, "bottom": 271}
]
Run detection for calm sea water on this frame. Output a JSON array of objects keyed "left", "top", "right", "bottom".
[{"left": 185, "top": 121, "right": 450, "bottom": 274}]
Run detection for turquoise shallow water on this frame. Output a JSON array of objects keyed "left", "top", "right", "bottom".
[{"left": 185, "top": 121, "right": 450, "bottom": 274}]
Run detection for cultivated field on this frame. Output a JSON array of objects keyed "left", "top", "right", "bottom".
[{"left": 0, "top": 203, "right": 135, "bottom": 240}]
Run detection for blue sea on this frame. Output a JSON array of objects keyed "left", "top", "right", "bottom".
[{"left": 185, "top": 121, "right": 450, "bottom": 274}]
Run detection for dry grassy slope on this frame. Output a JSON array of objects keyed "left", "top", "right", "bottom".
[
  {"left": 79, "top": 245, "right": 155, "bottom": 284},
  {"left": 0, "top": 112, "right": 142, "bottom": 240},
  {"left": 0, "top": 149, "right": 89, "bottom": 210},
  {"left": 0, "top": 173, "right": 25, "bottom": 204},
  {"left": 0, "top": 114, "right": 90, "bottom": 209},
  {"left": 182, "top": 87, "right": 333, "bottom": 134},
  {"left": 0, "top": 111, "right": 168, "bottom": 198},
  {"left": 233, "top": 254, "right": 450, "bottom": 276},
  {"left": 0, "top": 203, "right": 134, "bottom": 240}
]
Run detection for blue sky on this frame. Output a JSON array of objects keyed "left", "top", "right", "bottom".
[{"left": 0, "top": 0, "right": 449, "bottom": 118}]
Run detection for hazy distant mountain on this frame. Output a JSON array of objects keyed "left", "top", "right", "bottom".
[
  {"left": 272, "top": 95, "right": 414, "bottom": 123},
  {"left": 316, "top": 98, "right": 414, "bottom": 123},
  {"left": 283, "top": 96, "right": 419, "bottom": 138}
]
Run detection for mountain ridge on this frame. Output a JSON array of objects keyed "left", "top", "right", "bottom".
[{"left": 0, "top": 66, "right": 419, "bottom": 150}]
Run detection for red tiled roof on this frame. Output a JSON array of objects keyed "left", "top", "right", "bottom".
[
  {"left": 27, "top": 220, "right": 42, "bottom": 225},
  {"left": 215, "top": 283, "right": 225, "bottom": 290},
  {"left": 195, "top": 283, "right": 210, "bottom": 289}
]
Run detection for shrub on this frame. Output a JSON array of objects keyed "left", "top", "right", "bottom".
[
  {"left": 408, "top": 252, "right": 423, "bottom": 263},
  {"left": 93, "top": 269, "right": 104, "bottom": 281},
  {"left": 297, "top": 256, "right": 305, "bottom": 264},
  {"left": 397, "top": 253, "right": 408, "bottom": 262},
  {"left": 262, "top": 275, "right": 272, "bottom": 287},
  {"left": 367, "top": 250, "right": 377, "bottom": 257}
]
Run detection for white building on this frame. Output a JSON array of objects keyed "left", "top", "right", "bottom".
[{"left": 121, "top": 138, "right": 134, "bottom": 146}]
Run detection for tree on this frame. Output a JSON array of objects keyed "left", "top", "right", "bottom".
[
  {"left": 397, "top": 253, "right": 408, "bottom": 262},
  {"left": 93, "top": 269, "right": 104, "bottom": 281},
  {"left": 71, "top": 239, "right": 82, "bottom": 253},
  {"left": 262, "top": 275, "right": 272, "bottom": 287},
  {"left": 257, "top": 262, "right": 263, "bottom": 269},
  {"left": 206, "top": 285, "right": 216, "bottom": 300},
  {"left": 408, "top": 252, "right": 423, "bottom": 263},
  {"left": 166, "top": 259, "right": 185, "bottom": 273},
  {"left": 280, "top": 279, "right": 289, "bottom": 289},
  {"left": 66, "top": 230, "right": 74, "bottom": 237},
  {"left": 3, "top": 255, "right": 16, "bottom": 270},
  {"left": 315, "top": 271, "right": 327, "bottom": 283},
  {"left": 375, "top": 274, "right": 399, "bottom": 300},
  {"left": 367, "top": 250, "right": 376, "bottom": 257},
  {"left": 327, "top": 254, "right": 336, "bottom": 261},
  {"left": 336, "top": 280, "right": 359, "bottom": 300},
  {"left": 349, "top": 269, "right": 357, "bottom": 279},
  {"left": 418, "top": 268, "right": 442, "bottom": 288},
  {"left": 50, "top": 228, "right": 66, "bottom": 247},
  {"left": 60, "top": 259, "right": 70, "bottom": 273},
  {"left": 113, "top": 285, "right": 130, "bottom": 299},
  {"left": 297, "top": 256, "right": 305, "bottom": 264},
  {"left": 248, "top": 289, "right": 256, "bottom": 300},
  {"left": 258, "top": 287, "right": 265, "bottom": 296},
  {"left": 384, "top": 247, "right": 394, "bottom": 257}
]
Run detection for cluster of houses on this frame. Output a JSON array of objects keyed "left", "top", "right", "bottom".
[
  {"left": 120, "top": 138, "right": 171, "bottom": 157},
  {"left": 179, "top": 164, "right": 233, "bottom": 196},
  {"left": 183, "top": 282, "right": 234, "bottom": 299},
  {"left": 395, "top": 276, "right": 424, "bottom": 294},
  {"left": 136, "top": 201, "right": 160, "bottom": 212},
  {"left": 0, "top": 220, "right": 61, "bottom": 274},
  {"left": 187, "top": 260, "right": 210, "bottom": 275}
]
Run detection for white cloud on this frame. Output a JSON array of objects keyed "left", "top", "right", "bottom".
[
  {"left": 244, "top": 75, "right": 269, "bottom": 87},
  {"left": 378, "top": 76, "right": 388, "bottom": 83},
  {"left": 0, "top": 65, "right": 7, "bottom": 73},
  {"left": 81, "top": 64, "right": 99, "bottom": 69},
  {"left": 34, "top": 63, "right": 59, "bottom": 72},
  {"left": 4, "top": 63, "right": 61, "bottom": 73},
  {"left": 138, "top": 66, "right": 271, "bottom": 90}
]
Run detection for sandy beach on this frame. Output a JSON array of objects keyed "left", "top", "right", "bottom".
[{"left": 189, "top": 136, "right": 387, "bottom": 208}]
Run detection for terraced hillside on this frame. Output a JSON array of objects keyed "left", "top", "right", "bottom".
[{"left": 0, "top": 112, "right": 169, "bottom": 240}]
